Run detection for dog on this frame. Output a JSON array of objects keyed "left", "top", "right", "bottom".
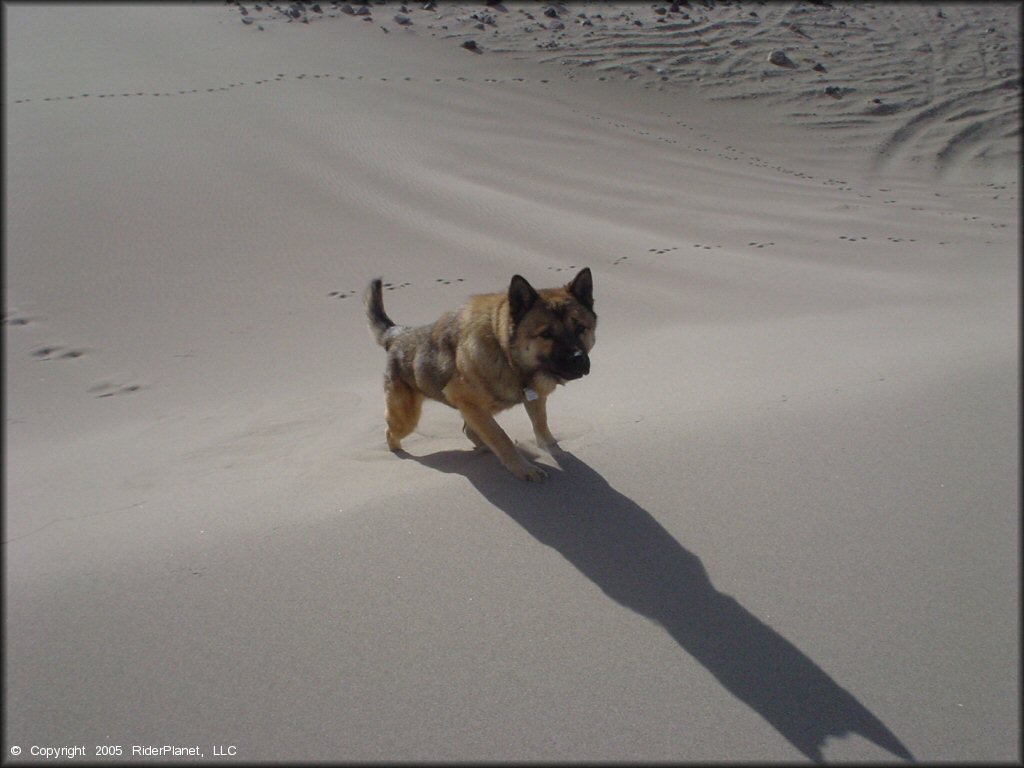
[{"left": 365, "top": 269, "right": 596, "bottom": 481}]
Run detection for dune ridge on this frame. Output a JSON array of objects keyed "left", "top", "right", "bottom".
[{"left": 224, "top": 1, "right": 1021, "bottom": 179}]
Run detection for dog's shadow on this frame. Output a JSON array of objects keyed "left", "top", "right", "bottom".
[{"left": 410, "top": 447, "right": 914, "bottom": 763}]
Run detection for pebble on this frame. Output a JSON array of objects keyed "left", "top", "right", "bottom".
[
  {"left": 461, "top": 39, "right": 480, "bottom": 52},
  {"left": 768, "top": 50, "right": 797, "bottom": 68}
]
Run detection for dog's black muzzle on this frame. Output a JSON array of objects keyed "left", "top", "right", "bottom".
[{"left": 552, "top": 348, "right": 590, "bottom": 381}]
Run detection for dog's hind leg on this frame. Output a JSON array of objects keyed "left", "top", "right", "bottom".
[{"left": 384, "top": 380, "right": 423, "bottom": 451}]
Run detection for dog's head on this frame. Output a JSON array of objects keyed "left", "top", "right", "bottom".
[{"left": 508, "top": 268, "right": 596, "bottom": 383}]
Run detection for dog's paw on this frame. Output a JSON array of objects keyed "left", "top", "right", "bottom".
[
  {"left": 510, "top": 461, "right": 548, "bottom": 483},
  {"left": 535, "top": 433, "right": 561, "bottom": 452}
]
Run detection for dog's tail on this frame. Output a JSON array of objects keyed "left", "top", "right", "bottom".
[{"left": 365, "top": 278, "right": 398, "bottom": 348}]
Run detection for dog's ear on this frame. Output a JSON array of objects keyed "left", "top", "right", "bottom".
[
  {"left": 508, "top": 274, "right": 540, "bottom": 324},
  {"left": 567, "top": 267, "right": 594, "bottom": 311}
]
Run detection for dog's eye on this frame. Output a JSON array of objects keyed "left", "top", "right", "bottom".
[
  {"left": 574, "top": 325, "right": 585, "bottom": 336},
  {"left": 538, "top": 329, "right": 555, "bottom": 340}
]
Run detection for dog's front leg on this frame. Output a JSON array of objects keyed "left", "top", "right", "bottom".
[
  {"left": 462, "top": 421, "right": 489, "bottom": 451},
  {"left": 524, "top": 394, "right": 558, "bottom": 451},
  {"left": 457, "top": 402, "right": 547, "bottom": 482}
]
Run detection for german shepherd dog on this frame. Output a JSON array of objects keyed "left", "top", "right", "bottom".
[{"left": 366, "top": 269, "right": 596, "bottom": 481}]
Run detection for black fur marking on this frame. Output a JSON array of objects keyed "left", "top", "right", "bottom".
[
  {"left": 508, "top": 274, "right": 540, "bottom": 325},
  {"left": 568, "top": 267, "right": 594, "bottom": 311}
]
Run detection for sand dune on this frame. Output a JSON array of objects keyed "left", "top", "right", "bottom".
[
  {"left": 4, "top": 2, "right": 1019, "bottom": 763},
  {"left": 216, "top": 1, "right": 1020, "bottom": 179},
  {"left": 423, "top": 1, "right": 1021, "bottom": 178}
]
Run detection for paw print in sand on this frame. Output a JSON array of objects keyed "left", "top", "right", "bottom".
[{"left": 89, "top": 380, "right": 144, "bottom": 398}]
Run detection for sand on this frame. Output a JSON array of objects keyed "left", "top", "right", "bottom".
[{"left": 4, "top": 2, "right": 1019, "bottom": 762}]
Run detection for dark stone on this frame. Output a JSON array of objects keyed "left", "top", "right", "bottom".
[{"left": 768, "top": 50, "right": 797, "bottom": 68}]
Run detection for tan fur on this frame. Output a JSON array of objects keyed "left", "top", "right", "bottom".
[{"left": 365, "top": 269, "right": 596, "bottom": 482}]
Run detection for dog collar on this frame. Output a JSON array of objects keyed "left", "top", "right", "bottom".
[{"left": 523, "top": 386, "right": 539, "bottom": 402}]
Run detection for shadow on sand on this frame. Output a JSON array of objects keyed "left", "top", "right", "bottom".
[{"left": 410, "top": 446, "right": 914, "bottom": 763}]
